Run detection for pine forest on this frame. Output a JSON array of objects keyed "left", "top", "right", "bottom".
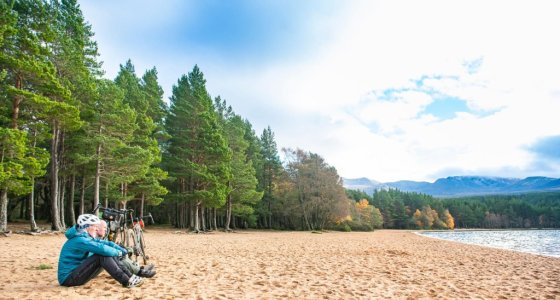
[{"left": 1, "top": 0, "right": 559, "bottom": 234}]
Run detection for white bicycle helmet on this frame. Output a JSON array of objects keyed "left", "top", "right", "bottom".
[{"left": 77, "top": 214, "right": 101, "bottom": 228}]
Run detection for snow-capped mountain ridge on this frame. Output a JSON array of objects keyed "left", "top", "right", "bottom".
[{"left": 343, "top": 176, "right": 560, "bottom": 197}]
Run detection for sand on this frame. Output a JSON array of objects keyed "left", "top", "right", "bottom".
[{"left": 0, "top": 225, "right": 559, "bottom": 299}]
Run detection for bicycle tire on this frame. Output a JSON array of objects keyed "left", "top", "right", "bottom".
[
  {"left": 137, "top": 229, "right": 148, "bottom": 265},
  {"left": 125, "top": 229, "right": 137, "bottom": 262},
  {"left": 114, "top": 228, "right": 126, "bottom": 246}
]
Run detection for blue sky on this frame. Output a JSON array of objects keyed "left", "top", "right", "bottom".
[{"left": 80, "top": 0, "right": 560, "bottom": 182}]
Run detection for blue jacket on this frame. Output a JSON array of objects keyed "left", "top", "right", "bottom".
[{"left": 57, "top": 225, "right": 127, "bottom": 285}]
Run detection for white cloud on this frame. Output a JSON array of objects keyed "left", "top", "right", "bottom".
[
  {"left": 276, "top": 0, "right": 560, "bottom": 181},
  {"left": 81, "top": 0, "right": 560, "bottom": 182},
  {"left": 355, "top": 90, "right": 433, "bottom": 134}
]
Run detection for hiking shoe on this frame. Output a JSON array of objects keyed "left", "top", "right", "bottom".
[
  {"left": 126, "top": 275, "right": 144, "bottom": 288},
  {"left": 138, "top": 268, "right": 156, "bottom": 278},
  {"left": 141, "top": 263, "right": 155, "bottom": 272}
]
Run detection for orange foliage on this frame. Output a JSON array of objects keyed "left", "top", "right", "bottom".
[
  {"left": 355, "top": 199, "right": 369, "bottom": 209},
  {"left": 335, "top": 215, "right": 352, "bottom": 225},
  {"left": 413, "top": 209, "right": 422, "bottom": 227},
  {"left": 443, "top": 209, "right": 455, "bottom": 229}
]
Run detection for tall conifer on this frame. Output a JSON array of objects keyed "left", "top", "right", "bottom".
[{"left": 164, "top": 66, "right": 231, "bottom": 231}]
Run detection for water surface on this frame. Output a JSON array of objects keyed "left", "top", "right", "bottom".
[{"left": 420, "top": 230, "right": 560, "bottom": 258}]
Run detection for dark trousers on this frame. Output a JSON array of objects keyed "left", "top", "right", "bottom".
[{"left": 62, "top": 255, "right": 132, "bottom": 286}]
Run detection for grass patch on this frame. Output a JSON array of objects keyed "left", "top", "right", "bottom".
[{"left": 36, "top": 263, "right": 53, "bottom": 270}]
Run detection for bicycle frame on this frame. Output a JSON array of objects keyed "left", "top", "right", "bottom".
[
  {"left": 92, "top": 204, "right": 131, "bottom": 244},
  {"left": 91, "top": 204, "right": 152, "bottom": 265}
]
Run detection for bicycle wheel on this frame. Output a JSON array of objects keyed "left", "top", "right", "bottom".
[
  {"left": 125, "top": 229, "right": 137, "bottom": 261},
  {"left": 137, "top": 229, "right": 148, "bottom": 265},
  {"left": 113, "top": 227, "right": 125, "bottom": 246}
]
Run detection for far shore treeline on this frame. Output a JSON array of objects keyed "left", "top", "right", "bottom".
[
  {"left": 1, "top": 1, "right": 558, "bottom": 234},
  {"left": 347, "top": 189, "right": 560, "bottom": 229}
]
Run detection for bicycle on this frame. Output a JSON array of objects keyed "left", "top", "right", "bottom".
[
  {"left": 92, "top": 204, "right": 154, "bottom": 265},
  {"left": 126, "top": 209, "right": 154, "bottom": 265}
]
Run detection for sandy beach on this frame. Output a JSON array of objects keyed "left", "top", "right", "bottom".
[{"left": 0, "top": 225, "right": 559, "bottom": 299}]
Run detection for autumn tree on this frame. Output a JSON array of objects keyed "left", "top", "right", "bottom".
[
  {"left": 442, "top": 209, "right": 455, "bottom": 229},
  {"left": 283, "top": 148, "right": 349, "bottom": 230}
]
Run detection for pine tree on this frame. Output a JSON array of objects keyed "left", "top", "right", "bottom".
[
  {"left": 258, "top": 126, "right": 281, "bottom": 228},
  {"left": 141, "top": 67, "right": 167, "bottom": 129},
  {"left": 49, "top": 0, "right": 101, "bottom": 227},
  {"left": 112, "top": 60, "right": 164, "bottom": 212},
  {"left": 130, "top": 66, "right": 169, "bottom": 216},
  {"left": 0, "top": 130, "right": 25, "bottom": 228},
  {"left": 0, "top": 0, "right": 81, "bottom": 230},
  {"left": 164, "top": 66, "right": 231, "bottom": 231},
  {"left": 216, "top": 105, "right": 262, "bottom": 230},
  {"left": 84, "top": 79, "right": 137, "bottom": 209}
]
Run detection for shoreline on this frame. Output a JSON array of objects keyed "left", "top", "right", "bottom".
[{"left": 1, "top": 227, "right": 559, "bottom": 299}]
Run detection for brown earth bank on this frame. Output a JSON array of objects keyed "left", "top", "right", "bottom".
[{"left": 0, "top": 225, "right": 559, "bottom": 299}]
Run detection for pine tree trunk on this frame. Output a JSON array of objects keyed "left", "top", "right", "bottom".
[
  {"left": 174, "top": 201, "right": 179, "bottom": 228},
  {"left": 189, "top": 202, "right": 194, "bottom": 229},
  {"left": 68, "top": 175, "right": 76, "bottom": 225},
  {"left": 121, "top": 182, "right": 127, "bottom": 210},
  {"left": 93, "top": 143, "right": 101, "bottom": 210},
  {"left": 79, "top": 175, "right": 85, "bottom": 215},
  {"left": 183, "top": 203, "right": 190, "bottom": 229},
  {"left": 104, "top": 182, "right": 109, "bottom": 208},
  {"left": 187, "top": 204, "right": 191, "bottom": 229},
  {"left": 50, "top": 123, "right": 63, "bottom": 231},
  {"left": 176, "top": 202, "right": 180, "bottom": 228},
  {"left": 0, "top": 189, "right": 8, "bottom": 232},
  {"left": 29, "top": 176, "right": 38, "bottom": 231},
  {"left": 59, "top": 176, "right": 66, "bottom": 228},
  {"left": 194, "top": 202, "right": 200, "bottom": 233},
  {"left": 28, "top": 127, "right": 39, "bottom": 230},
  {"left": 59, "top": 131, "right": 66, "bottom": 229},
  {"left": 186, "top": 203, "right": 191, "bottom": 229},
  {"left": 19, "top": 197, "right": 25, "bottom": 219},
  {"left": 140, "top": 192, "right": 145, "bottom": 218},
  {"left": 268, "top": 171, "right": 272, "bottom": 229},
  {"left": 201, "top": 205, "right": 206, "bottom": 231},
  {"left": 225, "top": 196, "right": 232, "bottom": 231},
  {"left": 212, "top": 208, "right": 217, "bottom": 231},
  {"left": 182, "top": 203, "right": 186, "bottom": 229},
  {"left": 12, "top": 75, "right": 22, "bottom": 129}
]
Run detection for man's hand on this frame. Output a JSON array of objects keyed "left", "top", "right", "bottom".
[{"left": 116, "top": 250, "right": 127, "bottom": 260}]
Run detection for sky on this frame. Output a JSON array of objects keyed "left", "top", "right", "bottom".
[{"left": 79, "top": 0, "right": 560, "bottom": 183}]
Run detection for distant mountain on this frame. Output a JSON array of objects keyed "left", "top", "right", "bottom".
[
  {"left": 343, "top": 176, "right": 560, "bottom": 197},
  {"left": 343, "top": 177, "right": 387, "bottom": 194}
]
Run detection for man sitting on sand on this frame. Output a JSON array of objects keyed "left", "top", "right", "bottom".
[{"left": 58, "top": 214, "right": 146, "bottom": 288}]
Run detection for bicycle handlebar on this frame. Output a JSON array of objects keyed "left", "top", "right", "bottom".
[
  {"left": 133, "top": 213, "right": 155, "bottom": 224},
  {"left": 91, "top": 204, "right": 154, "bottom": 224},
  {"left": 92, "top": 204, "right": 133, "bottom": 213}
]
